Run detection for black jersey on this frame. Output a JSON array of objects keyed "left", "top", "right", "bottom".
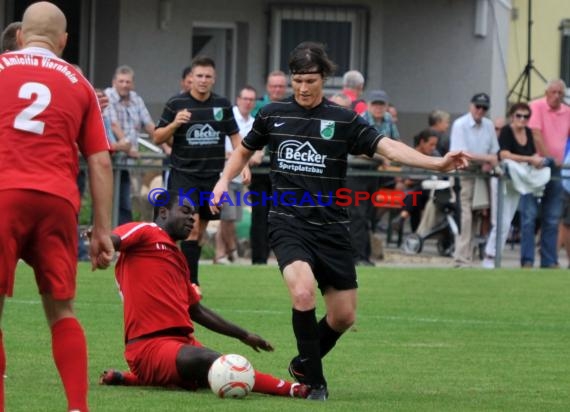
[
  {"left": 157, "top": 92, "right": 239, "bottom": 179},
  {"left": 242, "top": 96, "right": 384, "bottom": 225}
]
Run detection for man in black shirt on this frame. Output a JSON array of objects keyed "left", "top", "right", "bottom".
[
  {"left": 210, "top": 42, "right": 469, "bottom": 400},
  {"left": 153, "top": 56, "right": 249, "bottom": 294}
]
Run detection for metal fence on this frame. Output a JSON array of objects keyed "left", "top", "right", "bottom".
[{"left": 90, "top": 150, "right": 569, "bottom": 269}]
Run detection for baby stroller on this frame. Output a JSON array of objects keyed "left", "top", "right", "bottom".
[{"left": 402, "top": 178, "right": 458, "bottom": 256}]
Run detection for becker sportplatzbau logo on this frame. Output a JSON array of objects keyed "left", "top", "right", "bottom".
[{"left": 277, "top": 140, "right": 327, "bottom": 174}]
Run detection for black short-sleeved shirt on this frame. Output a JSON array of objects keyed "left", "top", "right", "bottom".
[
  {"left": 498, "top": 125, "right": 536, "bottom": 157},
  {"left": 157, "top": 92, "right": 239, "bottom": 179},
  {"left": 242, "top": 97, "right": 384, "bottom": 225}
]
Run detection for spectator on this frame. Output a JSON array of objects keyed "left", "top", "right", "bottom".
[
  {"left": 388, "top": 104, "right": 399, "bottom": 123},
  {"left": 153, "top": 56, "right": 248, "bottom": 293},
  {"left": 252, "top": 70, "right": 287, "bottom": 117},
  {"left": 348, "top": 88, "right": 401, "bottom": 265},
  {"left": 180, "top": 65, "right": 192, "bottom": 92},
  {"left": 215, "top": 85, "right": 257, "bottom": 264},
  {"left": 482, "top": 103, "right": 547, "bottom": 268},
  {"left": 341, "top": 70, "right": 367, "bottom": 115},
  {"left": 560, "top": 137, "right": 570, "bottom": 268},
  {"left": 393, "top": 129, "right": 441, "bottom": 232},
  {"left": 210, "top": 41, "right": 469, "bottom": 400},
  {"left": 362, "top": 90, "right": 400, "bottom": 140},
  {"left": 355, "top": 89, "right": 400, "bottom": 258},
  {"left": 1, "top": 21, "right": 21, "bottom": 52},
  {"left": 249, "top": 71, "right": 288, "bottom": 264},
  {"left": 331, "top": 91, "right": 368, "bottom": 263},
  {"left": 479, "top": 116, "right": 507, "bottom": 239},
  {"left": 329, "top": 92, "right": 351, "bottom": 108},
  {"left": 98, "top": 191, "right": 308, "bottom": 398},
  {"left": 519, "top": 79, "right": 570, "bottom": 268},
  {"left": 347, "top": 147, "right": 381, "bottom": 266},
  {"left": 450, "top": 93, "right": 499, "bottom": 267},
  {"left": 0, "top": 3, "right": 114, "bottom": 410},
  {"left": 429, "top": 109, "right": 451, "bottom": 155},
  {"left": 104, "top": 65, "right": 155, "bottom": 224},
  {"left": 74, "top": 65, "right": 110, "bottom": 262},
  {"left": 493, "top": 116, "right": 506, "bottom": 137}
]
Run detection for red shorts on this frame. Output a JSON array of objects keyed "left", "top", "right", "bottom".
[
  {"left": 0, "top": 189, "right": 78, "bottom": 299},
  {"left": 125, "top": 335, "right": 203, "bottom": 389}
]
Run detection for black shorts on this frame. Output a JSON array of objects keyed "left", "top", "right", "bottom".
[
  {"left": 269, "top": 216, "right": 357, "bottom": 293},
  {"left": 168, "top": 169, "right": 220, "bottom": 221}
]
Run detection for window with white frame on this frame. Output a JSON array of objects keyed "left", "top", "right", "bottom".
[{"left": 269, "top": 5, "right": 369, "bottom": 88}]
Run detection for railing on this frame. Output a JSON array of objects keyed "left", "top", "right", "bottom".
[{"left": 84, "top": 146, "right": 569, "bottom": 269}]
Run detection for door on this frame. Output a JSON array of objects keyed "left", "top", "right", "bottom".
[{"left": 192, "top": 24, "right": 236, "bottom": 100}]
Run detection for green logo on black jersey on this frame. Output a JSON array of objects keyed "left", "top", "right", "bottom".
[
  {"left": 320, "top": 120, "right": 335, "bottom": 140},
  {"left": 213, "top": 108, "right": 223, "bottom": 121}
]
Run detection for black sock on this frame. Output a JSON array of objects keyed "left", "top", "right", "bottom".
[
  {"left": 318, "top": 316, "right": 343, "bottom": 358},
  {"left": 292, "top": 308, "right": 325, "bottom": 386},
  {"left": 180, "top": 240, "right": 201, "bottom": 285}
]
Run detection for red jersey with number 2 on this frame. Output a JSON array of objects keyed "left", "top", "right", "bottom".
[{"left": 0, "top": 47, "right": 109, "bottom": 212}]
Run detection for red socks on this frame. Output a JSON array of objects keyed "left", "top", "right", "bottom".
[
  {"left": 51, "top": 318, "right": 88, "bottom": 412},
  {"left": 252, "top": 370, "right": 292, "bottom": 396}
]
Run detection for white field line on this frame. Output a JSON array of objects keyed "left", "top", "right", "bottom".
[{"left": 9, "top": 300, "right": 568, "bottom": 329}]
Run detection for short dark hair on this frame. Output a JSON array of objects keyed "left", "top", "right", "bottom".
[
  {"left": 152, "top": 190, "right": 180, "bottom": 220},
  {"left": 1, "top": 21, "right": 22, "bottom": 52},
  {"left": 238, "top": 85, "right": 257, "bottom": 97},
  {"left": 413, "top": 129, "right": 439, "bottom": 147},
  {"left": 507, "top": 102, "right": 531, "bottom": 117},
  {"left": 181, "top": 65, "right": 192, "bottom": 79},
  {"left": 288, "top": 41, "right": 336, "bottom": 78},
  {"left": 191, "top": 55, "right": 216, "bottom": 70}
]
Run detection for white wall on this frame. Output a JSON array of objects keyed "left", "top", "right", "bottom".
[
  {"left": 380, "top": 0, "right": 510, "bottom": 140},
  {"left": 116, "top": 0, "right": 269, "bottom": 117},
  {"left": 107, "top": 0, "right": 508, "bottom": 132}
]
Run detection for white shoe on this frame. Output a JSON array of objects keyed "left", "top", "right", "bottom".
[
  {"left": 215, "top": 256, "right": 230, "bottom": 265},
  {"left": 482, "top": 257, "right": 495, "bottom": 269}
]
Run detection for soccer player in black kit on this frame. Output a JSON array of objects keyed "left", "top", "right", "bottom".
[
  {"left": 211, "top": 42, "right": 469, "bottom": 400},
  {"left": 153, "top": 56, "right": 249, "bottom": 294}
]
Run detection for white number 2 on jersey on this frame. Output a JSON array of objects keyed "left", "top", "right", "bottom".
[{"left": 13, "top": 82, "right": 52, "bottom": 135}]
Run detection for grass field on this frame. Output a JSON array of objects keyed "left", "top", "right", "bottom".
[{"left": 4, "top": 263, "right": 570, "bottom": 411}]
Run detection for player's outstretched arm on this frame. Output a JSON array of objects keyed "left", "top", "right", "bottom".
[
  {"left": 376, "top": 137, "right": 470, "bottom": 172},
  {"left": 189, "top": 303, "right": 274, "bottom": 352},
  {"left": 87, "top": 151, "right": 115, "bottom": 270}
]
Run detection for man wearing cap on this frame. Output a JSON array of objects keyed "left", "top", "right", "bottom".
[
  {"left": 347, "top": 90, "right": 399, "bottom": 265},
  {"left": 449, "top": 93, "right": 499, "bottom": 267},
  {"left": 362, "top": 90, "right": 400, "bottom": 139}
]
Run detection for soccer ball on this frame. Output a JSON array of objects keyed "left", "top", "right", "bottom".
[{"left": 207, "top": 354, "right": 255, "bottom": 398}]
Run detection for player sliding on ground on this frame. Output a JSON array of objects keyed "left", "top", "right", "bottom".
[{"left": 99, "top": 190, "right": 308, "bottom": 398}]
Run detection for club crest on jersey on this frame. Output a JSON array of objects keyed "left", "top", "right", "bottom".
[
  {"left": 320, "top": 120, "right": 335, "bottom": 140},
  {"left": 213, "top": 108, "right": 223, "bottom": 121}
]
